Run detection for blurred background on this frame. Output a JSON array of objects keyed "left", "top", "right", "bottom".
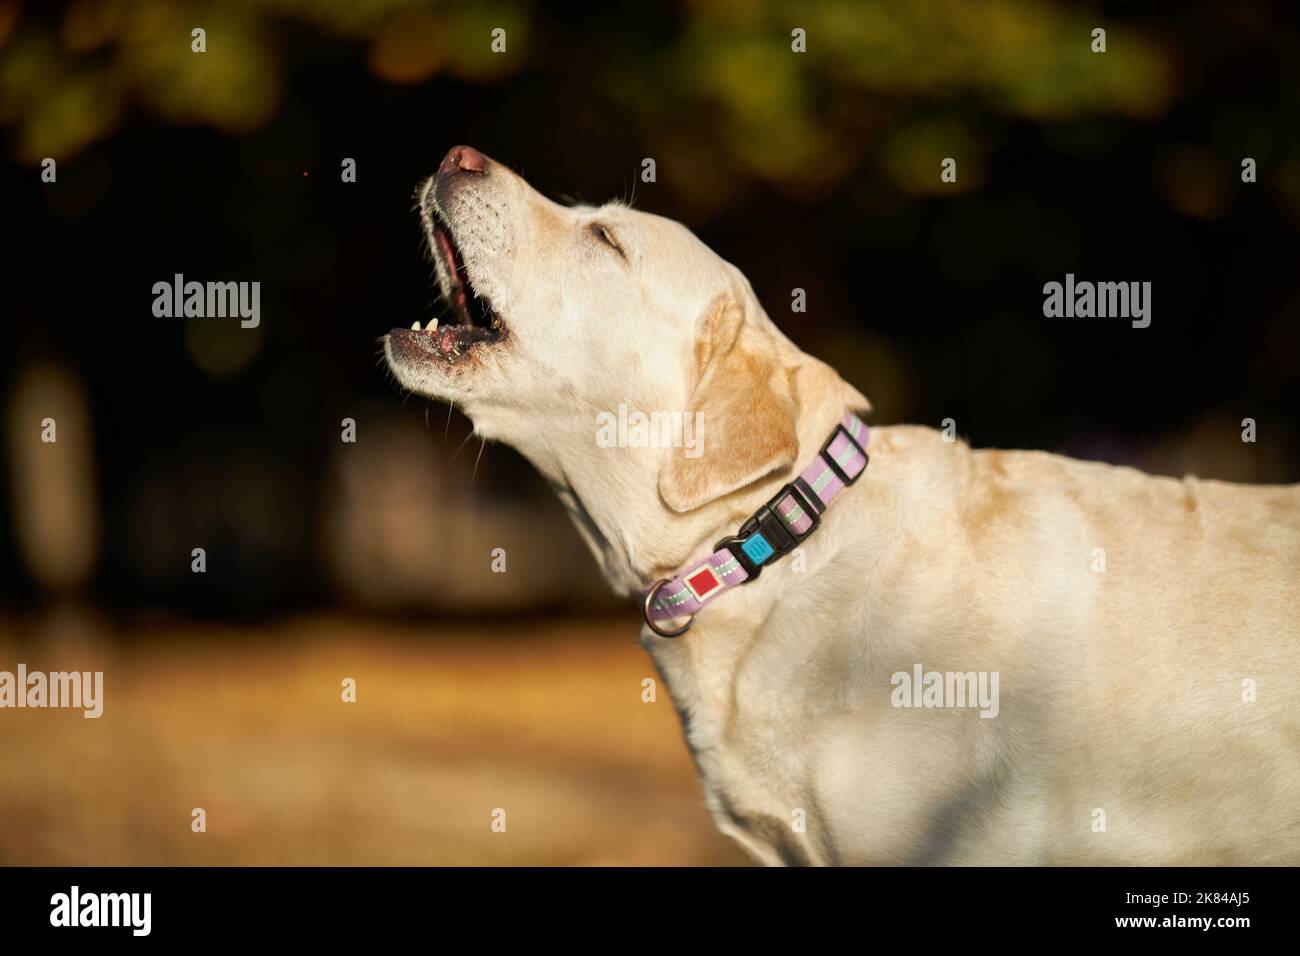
[{"left": 1, "top": 0, "right": 1297, "bottom": 865}]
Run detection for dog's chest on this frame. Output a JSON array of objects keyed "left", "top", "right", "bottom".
[
  {"left": 641, "top": 615, "right": 1036, "bottom": 867},
  {"left": 642, "top": 624, "right": 852, "bottom": 866}
]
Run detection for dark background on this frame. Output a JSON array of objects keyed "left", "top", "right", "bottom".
[
  {"left": 0, "top": 0, "right": 1297, "bottom": 865},
  {"left": 3, "top": 0, "right": 1299, "bottom": 617}
]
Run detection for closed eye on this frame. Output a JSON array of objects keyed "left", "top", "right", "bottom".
[{"left": 589, "top": 222, "right": 626, "bottom": 259}]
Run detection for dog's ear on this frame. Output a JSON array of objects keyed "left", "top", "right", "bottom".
[{"left": 658, "top": 293, "right": 799, "bottom": 513}]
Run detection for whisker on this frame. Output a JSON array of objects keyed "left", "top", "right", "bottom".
[
  {"left": 449, "top": 429, "right": 476, "bottom": 464},
  {"left": 472, "top": 437, "right": 487, "bottom": 484}
]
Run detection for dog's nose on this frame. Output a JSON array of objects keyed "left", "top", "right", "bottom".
[{"left": 438, "top": 145, "right": 486, "bottom": 177}]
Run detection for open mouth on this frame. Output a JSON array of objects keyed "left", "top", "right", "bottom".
[{"left": 398, "top": 208, "right": 506, "bottom": 359}]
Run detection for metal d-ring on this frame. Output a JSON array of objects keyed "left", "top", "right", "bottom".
[{"left": 643, "top": 579, "right": 694, "bottom": 638}]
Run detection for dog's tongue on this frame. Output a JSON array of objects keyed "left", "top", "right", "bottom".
[{"left": 438, "top": 224, "right": 469, "bottom": 276}]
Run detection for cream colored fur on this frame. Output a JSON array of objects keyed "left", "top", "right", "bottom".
[{"left": 386, "top": 150, "right": 1300, "bottom": 866}]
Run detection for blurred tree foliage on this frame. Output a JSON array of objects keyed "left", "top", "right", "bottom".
[
  {"left": 7, "top": 0, "right": 1300, "bottom": 220},
  {"left": 3, "top": 0, "right": 1171, "bottom": 195},
  {"left": 0, "top": 0, "right": 528, "bottom": 158}
]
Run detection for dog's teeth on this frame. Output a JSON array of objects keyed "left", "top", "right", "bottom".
[
  {"left": 411, "top": 321, "right": 422, "bottom": 331},
  {"left": 429, "top": 319, "right": 438, "bottom": 332}
]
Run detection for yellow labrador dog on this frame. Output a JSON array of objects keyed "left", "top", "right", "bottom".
[{"left": 385, "top": 146, "right": 1300, "bottom": 866}]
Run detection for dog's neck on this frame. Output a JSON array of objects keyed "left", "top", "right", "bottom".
[{"left": 517, "top": 359, "right": 865, "bottom": 599}]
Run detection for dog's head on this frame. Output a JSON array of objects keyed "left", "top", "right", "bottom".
[{"left": 384, "top": 146, "right": 865, "bottom": 580}]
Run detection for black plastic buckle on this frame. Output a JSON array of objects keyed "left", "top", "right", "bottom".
[
  {"left": 820, "top": 424, "right": 869, "bottom": 486},
  {"left": 713, "top": 482, "right": 821, "bottom": 582}
]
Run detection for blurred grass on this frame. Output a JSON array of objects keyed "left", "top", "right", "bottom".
[{"left": 0, "top": 612, "right": 748, "bottom": 865}]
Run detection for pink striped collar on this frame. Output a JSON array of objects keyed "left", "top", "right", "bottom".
[{"left": 643, "top": 411, "right": 870, "bottom": 637}]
